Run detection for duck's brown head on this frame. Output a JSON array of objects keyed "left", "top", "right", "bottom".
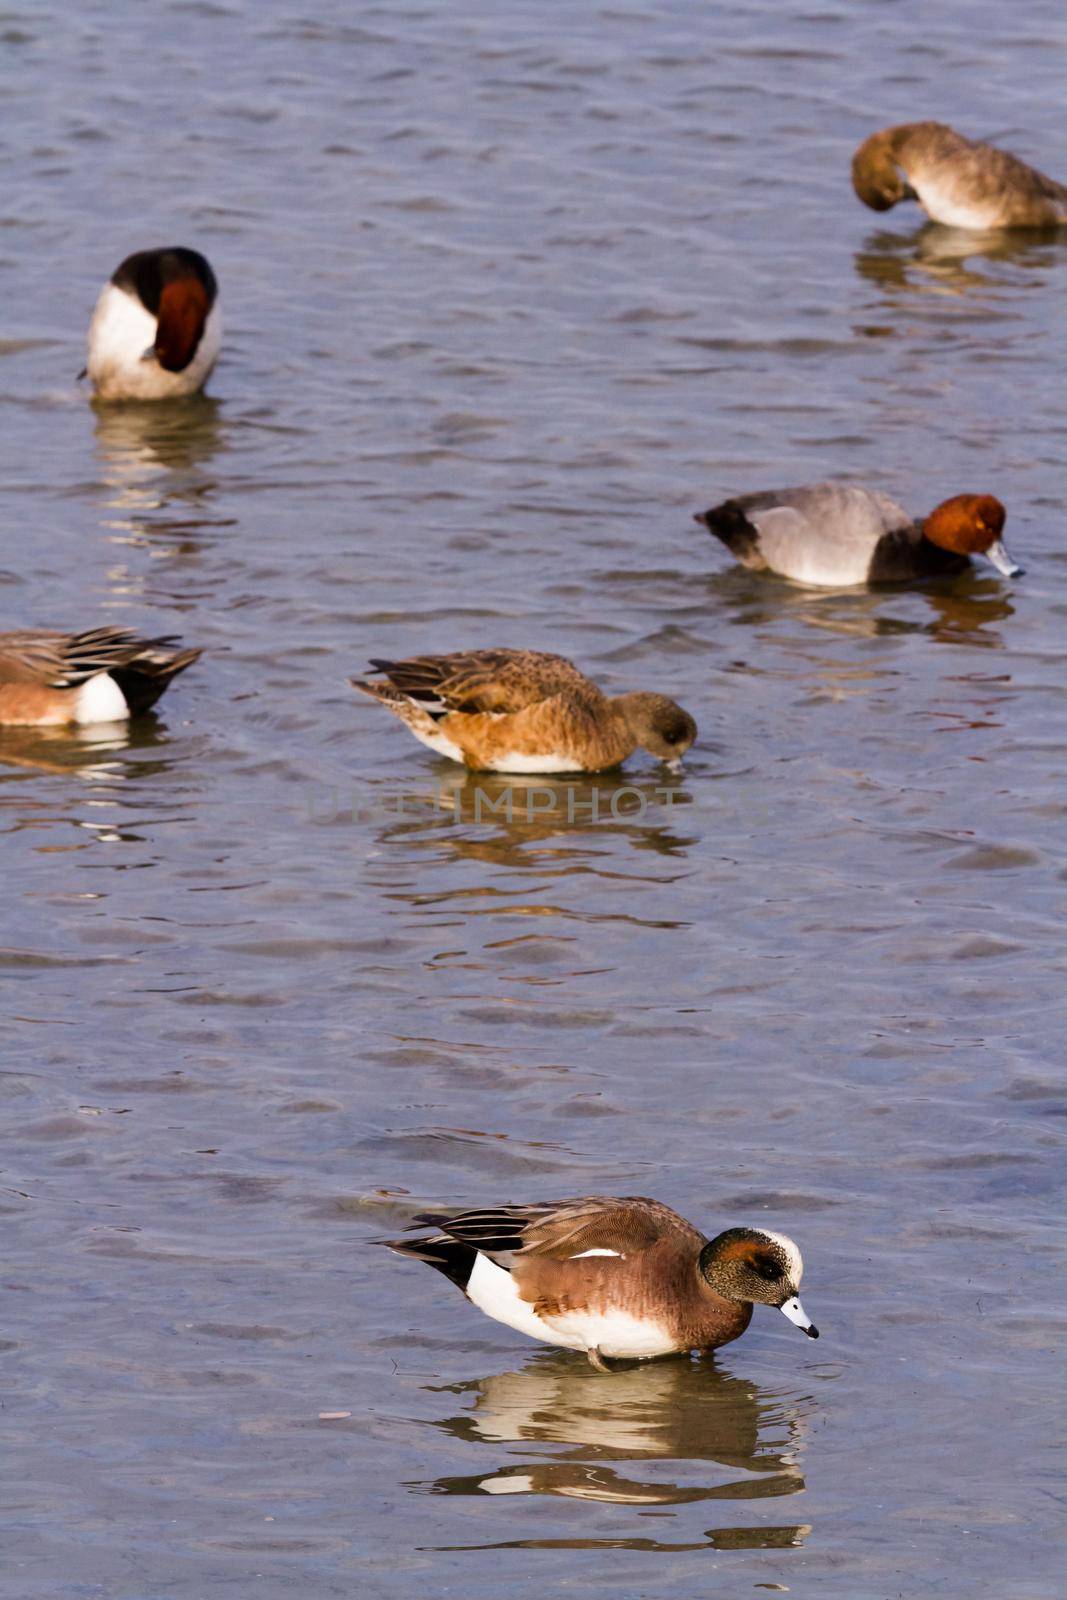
[
  {"left": 615, "top": 693, "right": 697, "bottom": 766},
  {"left": 851, "top": 129, "right": 914, "bottom": 212},
  {"left": 699, "top": 1227, "right": 818, "bottom": 1337},
  {"left": 923, "top": 494, "right": 1022, "bottom": 575}
]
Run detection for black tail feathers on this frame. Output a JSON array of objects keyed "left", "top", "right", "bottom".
[
  {"left": 384, "top": 1232, "right": 477, "bottom": 1294},
  {"left": 695, "top": 500, "right": 761, "bottom": 562}
]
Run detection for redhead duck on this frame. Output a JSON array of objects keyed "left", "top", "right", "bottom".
[
  {"left": 852, "top": 122, "right": 1067, "bottom": 230},
  {"left": 696, "top": 485, "right": 1022, "bottom": 587},
  {"left": 85, "top": 248, "right": 220, "bottom": 400},
  {"left": 388, "top": 1196, "right": 818, "bottom": 1367},
  {"left": 0, "top": 627, "right": 200, "bottom": 726},
  {"left": 351, "top": 648, "right": 697, "bottom": 773}
]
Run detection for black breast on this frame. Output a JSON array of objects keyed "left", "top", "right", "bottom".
[{"left": 868, "top": 524, "right": 969, "bottom": 583}]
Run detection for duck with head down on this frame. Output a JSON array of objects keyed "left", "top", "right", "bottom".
[
  {"left": 696, "top": 483, "right": 1023, "bottom": 588},
  {"left": 85, "top": 247, "right": 221, "bottom": 401},
  {"left": 852, "top": 122, "right": 1067, "bottom": 231},
  {"left": 351, "top": 648, "right": 697, "bottom": 774},
  {"left": 0, "top": 626, "right": 200, "bottom": 727},
  {"left": 387, "top": 1196, "right": 818, "bottom": 1368}
]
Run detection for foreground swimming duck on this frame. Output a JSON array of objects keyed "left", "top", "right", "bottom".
[
  {"left": 696, "top": 485, "right": 1022, "bottom": 587},
  {"left": 0, "top": 627, "right": 201, "bottom": 726},
  {"left": 351, "top": 649, "right": 697, "bottom": 772},
  {"left": 852, "top": 122, "right": 1067, "bottom": 230},
  {"left": 85, "top": 248, "right": 220, "bottom": 401},
  {"left": 388, "top": 1197, "right": 818, "bottom": 1367}
]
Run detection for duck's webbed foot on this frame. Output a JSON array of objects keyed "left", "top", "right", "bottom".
[{"left": 587, "top": 1346, "right": 614, "bottom": 1371}]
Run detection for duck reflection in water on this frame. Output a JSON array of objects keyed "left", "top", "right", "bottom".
[
  {"left": 854, "top": 223, "right": 1059, "bottom": 301},
  {"left": 715, "top": 563, "right": 1013, "bottom": 652},
  {"left": 0, "top": 698, "right": 189, "bottom": 782},
  {"left": 412, "top": 1349, "right": 811, "bottom": 1551},
  {"left": 330, "top": 766, "right": 703, "bottom": 868},
  {"left": 921, "top": 581, "right": 1015, "bottom": 646},
  {"left": 92, "top": 396, "right": 230, "bottom": 556}
]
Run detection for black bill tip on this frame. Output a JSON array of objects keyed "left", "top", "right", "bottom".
[{"left": 804, "top": 1324, "right": 819, "bottom": 1339}]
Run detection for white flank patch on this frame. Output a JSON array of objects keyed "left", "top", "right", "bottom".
[
  {"left": 466, "top": 1251, "right": 674, "bottom": 1359},
  {"left": 912, "top": 177, "right": 1002, "bottom": 230},
  {"left": 87, "top": 285, "right": 221, "bottom": 400},
  {"left": 749, "top": 505, "right": 875, "bottom": 588},
  {"left": 466, "top": 1252, "right": 572, "bottom": 1346},
  {"left": 404, "top": 714, "right": 580, "bottom": 771},
  {"left": 548, "top": 1305, "right": 676, "bottom": 1360},
  {"left": 485, "top": 749, "right": 583, "bottom": 774},
  {"left": 569, "top": 1248, "right": 624, "bottom": 1259},
  {"left": 75, "top": 673, "right": 129, "bottom": 725}
]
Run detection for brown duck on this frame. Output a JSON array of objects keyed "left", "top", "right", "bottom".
[
  {"left": 388, "top": 1196, "right": 818, "bottom": 1368},
  {"left": 852, "top": 121, "right": 1067, "bottom": 230},
  {"left": 351, "top": 648, "right": 697, "bottom": 773}
]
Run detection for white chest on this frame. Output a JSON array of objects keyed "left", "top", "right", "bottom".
[
  {"left": 913, "top": 176, "right": 1000, "bottom": 230},
  {"left": 87, "top": 284, "right": 221, "bottom": 400}
]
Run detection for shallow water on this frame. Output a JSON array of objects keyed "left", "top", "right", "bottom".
[{"left": 2, "top": 2, "right": 1066, "bottom": 1596}]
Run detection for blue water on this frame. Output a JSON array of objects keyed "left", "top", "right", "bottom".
[{"left": 2, "top": 3, "right": 1066, "bottom": 1596}]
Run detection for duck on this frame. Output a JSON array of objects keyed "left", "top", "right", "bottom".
[
  {"left": 387, "top": 1196, "right": 818, "bottom": 1367},
  {"left": 0, "top": 627, "right": 201, "bottom": 726},
  {"left": 84, "top": 247, "right": 220, "bottom": 401},
  {"left": 351, "top": 648, "right": 697, "bottom": 773},
  {"left": 851, "top": 122, "right": 1067, "bottom": 230},
  {"left": 696, "top": 484, "right": 1022, "bottom": 588}
]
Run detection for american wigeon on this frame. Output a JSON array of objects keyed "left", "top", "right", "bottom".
[
  {"left": 0, "top": 627, "right": 201, "bottom": 726},
  {"left": 388, "top": 1196, "right": 817, "bottom": 1367},
  {"left": 696, "top": 484, "right": 1022, "bottom": 588},
  {"left": 84, "top": 248, "right": 220, "bottom": 401},
  {"left": 852, "top": 122, "right": 1067, "bottom": 230},
  {"left": 351, "top": 649, "right": 697, "bottom": 773}
]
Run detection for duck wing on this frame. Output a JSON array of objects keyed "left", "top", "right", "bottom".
[
  {"left": 364, "top": 649, "right": 597, "bottom": 714},
  {"left": 0, "top": 626, "right": 197, "bottom": 691},
  {"left": 407, "top": 1196, "right": 703, "bottom": 1266}
]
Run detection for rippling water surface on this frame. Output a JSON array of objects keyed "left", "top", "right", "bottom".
[{"left": 2, "top": 3, "right": 1066, "bottom": 1595}]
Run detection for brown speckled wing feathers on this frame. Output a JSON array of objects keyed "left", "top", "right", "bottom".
[{"left": 365, "top": 649, "right": 598, "bottom": 714}]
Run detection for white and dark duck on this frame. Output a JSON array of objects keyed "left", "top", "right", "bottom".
[
  {"left": 388, "top": 1196, "right": 818, "bottom": 1368},
  {"left": 84, "top": 247, "right": 220, "bottom": 401},
  {"left": 696, "top": 485, "right": 1023, "bottom": 588},
  {"left": 0, "top": 627, "right": 200, "bottom": 727}
]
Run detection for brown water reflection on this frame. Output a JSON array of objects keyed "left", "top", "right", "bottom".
[
  {"left": 712, "top": 569, "right": 1013, "bottom": 650},
  {"left": 93, "top": 394, "right": 225, "bottom": 482},
  {"left": 411, "top": 1351, "right": 811, "bottom": 1551},
  {"left": 854, "top": 223, "right": 1063, "bottom": 298},
  {"left": 92, "top": 397, "right": 233, "bottom": 556},
  {"left": 0, "top": 719, "right": 174, "bottom": 781},
  {"left": 312, "top": 767, "right": 703, "bottom": 874}
]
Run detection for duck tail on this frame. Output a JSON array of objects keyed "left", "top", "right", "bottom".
[
  {"left": 109, "top": 642, "right": 201, "bottom": 715},
  {"left": 349, "top": 676, "right": 400, "bottom": 703},
  {"left": 695, "top": 500, "right": 762, "bottom": 562},
  {"left": 383, "top": 1231, "right": 477, "bottom": 1294}
]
